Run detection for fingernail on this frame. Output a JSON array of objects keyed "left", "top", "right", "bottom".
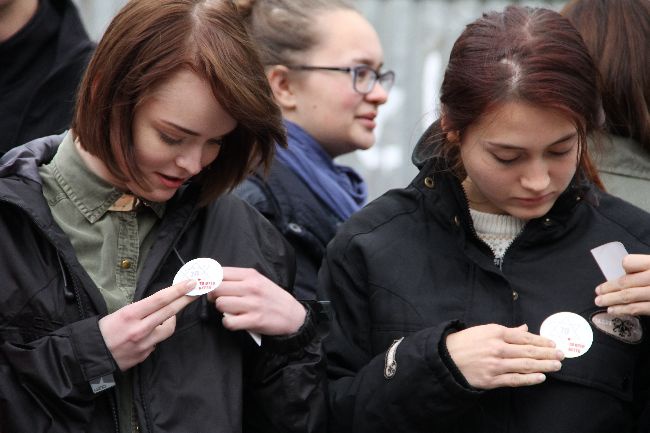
[
  {"left": 595, "top": 285, "right": 601, "bottom": 295},
  {"left": 185, "top": 279, "right": 197, "bottom": 290},
  {"left": 553, "top": 361, "right": 562, "bottom": 370},
  {"left": 556, "top": 350, "right": 565, "bottom": 360},
  {"left": 537, "top": 374, "right": 546, "bottom": 383},
  {"left": 594, "top": 296, "right": 602, "bottom": 306}
]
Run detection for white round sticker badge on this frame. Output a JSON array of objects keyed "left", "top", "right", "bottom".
[
  {"left": 173, "top": 258, "right": 223, "bottom": 296},
  {"left": 539, "top": 312, "right": 593, "bottom": 358}
]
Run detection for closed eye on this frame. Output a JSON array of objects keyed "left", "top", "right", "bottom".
[
  {"left": 492, "top": 153, "right": 520, "bottom": 164},
  {"left": 158, "top": 131, "right": 183, "bottom": 145}
]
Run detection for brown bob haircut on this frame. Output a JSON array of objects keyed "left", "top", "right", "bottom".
[
  {"left": 433, "top": 6, "right": 604, "bottom": 187},
  {"left": 71, "top": 0, "right": 286, "bottom": 205}
]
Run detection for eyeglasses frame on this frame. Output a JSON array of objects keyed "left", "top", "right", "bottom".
[{"left": 287, "top": 64, "right": 395, "bottom": 95}]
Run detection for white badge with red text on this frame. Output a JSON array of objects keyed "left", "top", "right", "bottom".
[
  {"left": 173, "top": 258, "right": 223, "bottom": 296},
  {"left": 540, "top": 312, "right": 593, "bottom": 358}
]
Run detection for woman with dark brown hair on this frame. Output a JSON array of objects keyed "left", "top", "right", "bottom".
[
  {"left": 0, "top": 1, "right": 325, "bottom": 432},
  {"left": 318, "top": 5, "right": 650, "bottom": 432},
  {"left": 562, "top": 0, "right": 650, "bottom": 211}
]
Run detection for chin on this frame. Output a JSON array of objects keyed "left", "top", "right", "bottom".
[{"left": 509, "top": 206, "right": 553, "bottom": 221}]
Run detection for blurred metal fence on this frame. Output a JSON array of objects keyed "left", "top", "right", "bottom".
[{"left": 72, "top": 0, "right": 566, "bottom": 199}]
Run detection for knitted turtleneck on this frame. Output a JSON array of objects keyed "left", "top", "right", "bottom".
[{"left": 469, "top": 208, "right": 525, "bottom": 260}]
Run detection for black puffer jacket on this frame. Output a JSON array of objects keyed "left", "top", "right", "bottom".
[
  {"left": 319, "top": 156, "right": 650, "bottom": 433},
  {"left": 0, "top": 135, "right": 326, "bottom": 433}
]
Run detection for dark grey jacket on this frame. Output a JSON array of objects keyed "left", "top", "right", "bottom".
[{"left": 0, "top": 135, "right": 326, "bottom": 433}]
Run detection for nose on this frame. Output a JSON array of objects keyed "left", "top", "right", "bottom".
[
  {"left": 175, "top": 145, "right": 204, "bottom": 176},
  {"left": 365, "top": 81, "right": 389, "bottom": 105},
  {"left": 520, "top": 161, "right": 551, "bottom": 192}
]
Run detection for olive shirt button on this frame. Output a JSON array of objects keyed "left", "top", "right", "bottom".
[
  {"left": 120, "top": 259, "right": 132, "bottom": 269},
  {"left": 424, "top": 176, "right": 435, "bottom": 188}
]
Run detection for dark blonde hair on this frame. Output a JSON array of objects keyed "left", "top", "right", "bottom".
[
  {"left": 72, "top": 0, "right": 285, "bottom": 205},
  {"left": 562, "top": 0, "right": 650, "bottom": 149},
  {"left": 234, "top": 0, "right": 355, "bottom": 65},
  {"left": 432, "top": 6, "right": 603, "bottom": 187}
]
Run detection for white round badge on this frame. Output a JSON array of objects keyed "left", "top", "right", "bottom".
[
  {"left": 173, "top": 258, "right": 223, "bottom": 296},
  {"left": 539, "top": 312, "right": 593, "bottom": 358}
]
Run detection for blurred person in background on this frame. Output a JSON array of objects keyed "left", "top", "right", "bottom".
[
  {"left": 562, "top": 0, "right": 650, "bottom": 211},
  {"left": 0, "top": 0, "right": 94, "bottom": 154},
  {"left": 234, "top": 0, "right": 394, "bottom": 300}
]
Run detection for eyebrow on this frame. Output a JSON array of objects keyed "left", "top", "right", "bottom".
[
  {"left": 161, "top": 120, "right": 200, "bottom": 137},
  {"left": 486, "top": 132, "right": 578, "bottom": 149},
  {"left": 353, "top": 58, "right": 384, "bottom": 69}
]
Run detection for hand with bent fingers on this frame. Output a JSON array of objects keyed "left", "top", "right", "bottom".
[
  {"left": 98, "top": 279, "right": 198, "bottom": 371},
  {"left": 595, "top": 254, "right": 650, "bottom": 315},
  {"left": 445, "top": 324, "right": 564, "bottom": 390},
  {"left": 206, "top": 267, "right": 306, "bottom": 336}
]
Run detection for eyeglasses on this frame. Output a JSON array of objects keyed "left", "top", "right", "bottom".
[{"left": 288, "top": 65, "right": 395, "bottom": 95}]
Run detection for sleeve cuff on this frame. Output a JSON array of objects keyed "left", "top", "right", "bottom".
[{"left": 261, "top": 300, "right": 324, "bottom": 354}]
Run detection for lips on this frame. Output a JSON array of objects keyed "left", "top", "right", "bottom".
[
  {"left": 356, "top": 112, "right": 377, "bottom": 129},
  {"left": 157, "top": 173, "right": 187, "bottom": 189},
  {"left": 516, "top": 193, "right": 554, "bottom": 205}
]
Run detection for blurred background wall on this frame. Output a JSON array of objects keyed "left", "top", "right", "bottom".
[{"left": 72, "top": 0, "right": 566, "bottom": 200}]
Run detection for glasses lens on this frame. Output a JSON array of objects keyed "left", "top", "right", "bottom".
[
  {"left": 353, "top": 66, "right": 377, "bottom": 94},
  {"left": 378, "top": 71, "right": 395, "bottom": 93}
]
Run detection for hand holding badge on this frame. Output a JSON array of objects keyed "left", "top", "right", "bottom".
[{"left": 174, "top": 258, "right": 262, "bottom": 345}]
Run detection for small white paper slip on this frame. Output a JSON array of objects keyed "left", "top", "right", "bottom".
[
  {"left": 539, "top": 312, "right": 593, "bottom": 358},
  {"left": 173, "top": 258, "right": 223, "bottom": 296},
  {"left": 590, "top": 241, "right": 629, "bottom": 282}
]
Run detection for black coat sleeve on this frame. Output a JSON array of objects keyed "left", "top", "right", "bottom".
[{"left": 0, "top": 317, "right": 116, "bottom": 433}]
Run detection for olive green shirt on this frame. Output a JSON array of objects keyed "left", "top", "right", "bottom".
[{"left": 39, "top": 131, "right": 165, "bottom": 433}]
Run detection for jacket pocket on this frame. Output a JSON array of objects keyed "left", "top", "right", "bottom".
[{"left": 549, "top": 309, "right": 643, "bottom": 402}]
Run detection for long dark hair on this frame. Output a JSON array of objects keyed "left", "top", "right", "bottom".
[{"left": 432, "top": 5, "right": 604, "bottom": 187}]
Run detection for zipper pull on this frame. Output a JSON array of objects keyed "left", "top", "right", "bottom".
[{"left": 494, "top": 256, "right": 503, "bottom": 270}]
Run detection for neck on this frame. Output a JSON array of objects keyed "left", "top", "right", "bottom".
[
  {"left": 0, "top": 0, "right": 39, "bottom": 42},
  {"left": 74, "top": 135, "right": 128, "bottom": 192}
]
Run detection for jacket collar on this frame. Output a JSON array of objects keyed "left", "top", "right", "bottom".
[
  {"left": 414, "top": 156, "right": 595, "bottom": 232},
  {"left": 0, "top": 133, "right": 201, "bottom": 314}
]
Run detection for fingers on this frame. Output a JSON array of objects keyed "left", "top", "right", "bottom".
[
  {"left": 503, "top": 327, "right": 556, "bottom": 348},
  {"left": 145, "top": 315, "right": 177, "bottom": 347},
  {"left": 621, "top": 254, "right": 650, "bottom": 274},
  {"left": 133, "top": 279, "right": 198, "bottom": 318},
  {"left": 141, "top": 285, "right": 198, "bottom": 330},
  {"left": 491, "top": 373, "right": 547, "bottom": 388},
  {"left": 497, "top": 342, "right": 564, "bottom": 361}
]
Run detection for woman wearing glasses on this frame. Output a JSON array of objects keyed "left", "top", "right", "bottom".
[{"left": 235, "top": 0, "right": 394, "bottom": 300}]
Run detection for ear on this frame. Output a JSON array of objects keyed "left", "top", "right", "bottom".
[
  {"left": 440, "top": 115, "right": 460, "bottom": 143},
  {"left": 266, "top": 65, "right": 297, "bottom": 110}
]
